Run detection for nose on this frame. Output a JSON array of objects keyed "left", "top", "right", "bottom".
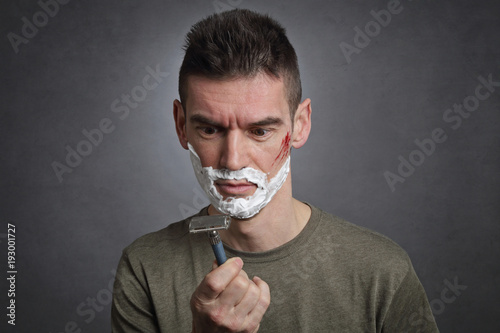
[{"left": 219, "top": 130, "right": 248, "bottom": 171}]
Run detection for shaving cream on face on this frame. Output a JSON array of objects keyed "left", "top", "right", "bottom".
[{"left": 188, "top": 143, "right": 290, "bottom": 219}]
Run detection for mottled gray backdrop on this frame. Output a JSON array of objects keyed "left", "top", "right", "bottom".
[{"left": 1, "top": 0, "right": 499, "bottom": 332}]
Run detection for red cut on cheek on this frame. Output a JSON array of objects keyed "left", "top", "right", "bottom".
[{"left": 272, "top": 131, "right": 291, "bottom": 166}]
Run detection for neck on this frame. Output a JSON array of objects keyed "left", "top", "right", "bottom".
[{"left": 210, "top": 178, "right": 311, "bottom": 252}]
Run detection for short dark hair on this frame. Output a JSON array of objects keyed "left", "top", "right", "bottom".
[{"left": 178, "top": 9, "right": 302, "bottom": 119}]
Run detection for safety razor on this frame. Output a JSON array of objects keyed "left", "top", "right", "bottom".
[{"left": 189, "top": 215, "right": 231, "bottom": 265}]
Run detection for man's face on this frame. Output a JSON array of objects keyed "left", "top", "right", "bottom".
[{"left": 178, "top": 73, "right": 293, "bottom": 201}]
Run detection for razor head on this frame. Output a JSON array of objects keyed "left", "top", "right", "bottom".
[{"left": 189, "top": 215, "right": 231, "bottom": 234}]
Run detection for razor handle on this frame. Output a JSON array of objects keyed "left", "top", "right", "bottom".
[{"left": 208, "top": 230, "right": 227, "bottom": 265}]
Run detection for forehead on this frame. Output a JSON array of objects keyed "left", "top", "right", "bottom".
[{"left": 185, "top": 73, "right": 289, "bottom": 123}]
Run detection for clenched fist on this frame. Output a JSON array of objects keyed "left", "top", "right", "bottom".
[{"left": 190, "top": 257, "right": 271, "bottom": 333}]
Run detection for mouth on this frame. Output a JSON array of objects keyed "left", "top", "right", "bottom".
[{"left": 215, "top": 180, "right": 257, "bottom": 197}]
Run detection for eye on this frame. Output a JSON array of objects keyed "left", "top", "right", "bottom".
[
  {"left": 202, "top": 127, "right": 217, "bottom": 135},
  {"left": 198, "top": 126, "right": 220, "bottom": 136},
  {"left": 252, "top": 128, "right": 269, "bottom": 137}
]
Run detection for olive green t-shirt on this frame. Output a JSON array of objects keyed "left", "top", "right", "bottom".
[{"left": 112, "top": 204, "right": 439, "bottom": 332}]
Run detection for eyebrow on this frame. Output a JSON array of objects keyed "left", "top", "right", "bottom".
[
  {"left": 190, "top": 114, "right": 284, "bottom": 128},
  {"left": 249, "top": 117, "right": 283, "bottom": 127},
  {"left": 190, "top": 114, "right": 221, "bottom": 127}
]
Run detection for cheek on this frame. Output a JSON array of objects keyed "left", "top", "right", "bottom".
[
  {"left": 193, "top": 146, "right": 218, "bottom": 168},
  {"left": 199, "top": 155, "right": 218, "bottom": 169},
  {"left": 272, "top": 131, "right": 291, "bottom": 167}
]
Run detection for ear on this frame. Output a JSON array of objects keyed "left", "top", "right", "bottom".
[
  {"left": 291, "top": 98, "right": 312, "bottom": 149},
  {"left": 173, "top": 99, "right": 189, "bottom": 150}
]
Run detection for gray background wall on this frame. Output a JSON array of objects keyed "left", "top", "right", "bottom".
[{"left": 1, "top": 0, "right": 499, "bottom": 332}]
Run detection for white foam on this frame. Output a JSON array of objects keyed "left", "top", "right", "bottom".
[{"left": 188, "top": 143, "right": 290, "bottom": 219}]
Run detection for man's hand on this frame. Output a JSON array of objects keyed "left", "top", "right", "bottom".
[{"left": 190, "top": 257, "right": 271, "bottom": 333}]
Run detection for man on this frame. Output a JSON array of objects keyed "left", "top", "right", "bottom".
[{"left": 112, "top": 9, "right": 439, "bottom": 332}]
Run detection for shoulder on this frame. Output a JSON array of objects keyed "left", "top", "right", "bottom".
[
  {"left": 125, "top": 219, "right": 187, "bottom": 248},
  {"left": 120, "top": 209, "right": 206, "bottom": 263},
  {"left": 312, "top": 204, "right": 412, "bottom": 277}
]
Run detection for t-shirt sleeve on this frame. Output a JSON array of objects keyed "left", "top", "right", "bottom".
[
  {"left": 382, "top": 263, "right": 440, "bottom": 333},
  {"left": 111, "top": 251, "right": 161, "bottom": 333}
]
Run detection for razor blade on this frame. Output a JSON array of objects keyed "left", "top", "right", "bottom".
[
  {"left": 189, "top": 215, "right": 231, "bottom": 233},
  {"left": 189, "top": 215, "right": 231, "bottom": 265}
]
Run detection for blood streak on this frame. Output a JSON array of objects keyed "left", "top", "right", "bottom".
[{"left": 273, "top": 132, "right": 291, "bottom": 166}]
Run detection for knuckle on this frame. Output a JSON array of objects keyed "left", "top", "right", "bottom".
[
  {"left": 256, "top": 288, "right": 271, "bottom": 311},
  {"left": 204, "top": 274, "right": 224, "bottom": 294},
  {"left": 190, "top": 292, "right": 206, "bottom": 314},
  {"left": 246, "top": 281, "right": 261, "bottom": 299},
  {"left": 239, "top": 269, "right": 249, "bottom": 280},
  {"left": 258, "top": 295, "right": 271, "bottom": 311},
  {"left": 233, "top": 275, "right": 250, "bottom": 290},
  {"left": 208, "top": 307, "right": 226, "bottom": 326},
  {"left": 209, "top": 309, "right": 245, "bottom": 332}
]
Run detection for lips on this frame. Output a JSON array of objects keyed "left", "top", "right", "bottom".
[{"left": 215, "top": 180, "right": 257, "bottom": 196}]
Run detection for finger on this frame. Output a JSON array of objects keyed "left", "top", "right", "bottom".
[
  {"left": 216, "top": 270, "right": 252, "bottom": 308},
  {"left": 240, "top": 276, "right": 271, "bottom": 330},
  {"left": 232, "top": 278, "right": 261, "bottom": 319},
  {"left": 196, "top": 257, "right": 244, "bottom": 301},
  {"left": 238, "top": 268, "right": 249, "bottom": 280}
]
